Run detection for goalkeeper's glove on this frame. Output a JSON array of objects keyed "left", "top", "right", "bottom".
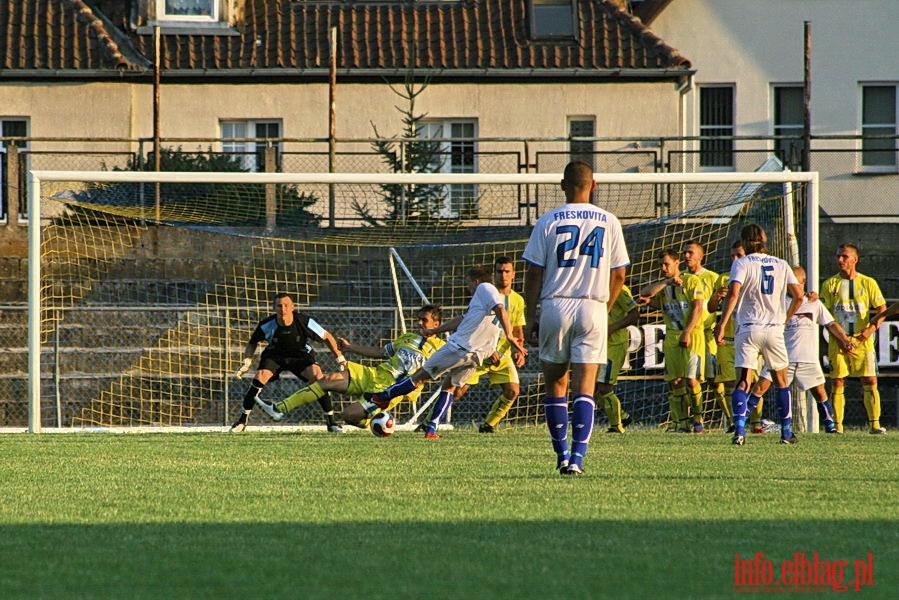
[
  {"left": 235, "top": 357, "right": 253, "bottom": 378},
  {"left": 336, "top": 354, "right": 347, "bottom": 371}
]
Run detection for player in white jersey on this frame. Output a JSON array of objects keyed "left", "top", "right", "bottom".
[
  {"left": 523, "top": 161, "right": 630, "bottom": 475},
  {"left": 751, "top": 266, "right": 855, "bottom": 433},
  {"left": 365, "top": 266, "right": 527, "bottom": 438},
  {"left": 714, "top": 224, "right": 803, "bottom": 446}
]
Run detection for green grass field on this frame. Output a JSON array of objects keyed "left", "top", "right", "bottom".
[{"left": 1, "top": 429, "right": 896, "bottom": 599}]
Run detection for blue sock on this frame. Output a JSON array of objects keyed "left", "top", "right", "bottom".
[
  {"left": 383, "top": 377, "right": 416, "bottom": 401},
  {"left": 746, "top": 393, "right": 762, "bottom": 415},
  {"left": 426, "top": 390, "right": 454, "bottom": 435},
  {"left": 816, "top": 399, "right": 835, "bottom": 429},
  {"left": 544, "top": 397, "right": 569, "bottom": 467},
  {"left": 732, "top": 388, "right": 748, "bottom": 436},
  {"left": 776, "top": 387, "right": 792, "bottom": 437},
  {"left": 569, "top": 395, "right": 596, "bottom": 469}
]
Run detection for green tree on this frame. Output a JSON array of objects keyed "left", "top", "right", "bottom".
[
  {"left": 67, "top": 147, "right": 320, "bottom": 227},
  {"left": 356, "top": 74, "right": 447, "bottom": 226}
]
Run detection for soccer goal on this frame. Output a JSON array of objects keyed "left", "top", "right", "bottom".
[{"left": 25, "top": 169, "right": 819, "bottom": 433}]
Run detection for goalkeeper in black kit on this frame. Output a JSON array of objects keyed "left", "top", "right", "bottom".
[{"left": 231, "top": 293, "right": 345, "bottom": 433}]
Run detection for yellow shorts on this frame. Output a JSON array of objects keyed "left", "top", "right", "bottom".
[
  {"left": 663, "top": 332, "right": 705, "bottom": 382},
  {"left": 597, "top": 342, "right": 628, "bottom": 386},
  {"left": 715, "top": 340, "right": 736, "bottom": 383},
  {"left": 828, "top": 340, "right": 878, "bottom": 379},
  {"left": 466, "top": 354, "right": 520, "bottom": 386},
  {"left": 346, "top": 362, "right": 421, "bottom": 403}
]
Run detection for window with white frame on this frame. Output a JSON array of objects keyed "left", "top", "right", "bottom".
[
  {"left": 773, "top": 85, "right": 805, "bottom": 169},
  {"left": 419, "top": 120, "right": 478, "bottom": 219},
  {"left": 221, "top": 120, "right": 281, "bottom": 172},
  {"left": 531, "top": 0, "right": 575, "bottom": 38},
  {"left": 699, "top": 86, "right": 734, "bottom": 169},
  {"left": 861, "top": 84, "right": 897, "bottom": 171},
  {"left": 158, "top": 0, "right": 219, "bottom": 22},
  {"left": 0, "top": 119, "right": 27, "bottom": 221},
  {"left": 568, "top": 117, "right": 595, "bottom": 168}
]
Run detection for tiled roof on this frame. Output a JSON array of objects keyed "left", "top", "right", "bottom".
[{"left": 1, "top": 0, "right": 690, "bottom": 77}]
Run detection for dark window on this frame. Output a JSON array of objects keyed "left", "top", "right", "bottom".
[
  {"left": 699, "top": 86, "right": 734, "bottom": 168},
  {"left": 773, "top": 86, "right": 805, "bottom": 169},
  {"left": 861, "top": 85, "right": 896, "bottom": 169},
  {"left": 569, "top": 119, "right": 595, "bottom": 168},
  {"left": 531, "top": 0, "right": 574, "bottom": 38}
]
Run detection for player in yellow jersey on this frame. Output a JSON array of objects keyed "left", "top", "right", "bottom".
[
  {"left": 819, "top": 243, "right": 886, "bottom": 433},
  {"left": 639, "top": 249, "right": 709, "bottom": 433},
  {"left": 595, "top": 284, "right": 639, "bottom": 432},
  {"left": 255, "top": 305, "right": 445, "bottom": 428},
  {"left": 452, "top": 257, "right": 527, "bottom": 433},
  {"left": 682, "top": 240, "right": 722, "bottom": 429}
]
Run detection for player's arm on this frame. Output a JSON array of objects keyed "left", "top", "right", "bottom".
[
  {"left": 681, "top": 299, "right": 704, "bottom": 347},
  {"left": 856, "top": 302, "right": 887, "bottom": 343},
  {"left": 523, "top": 263, "right": 544, "bottom": 344},
  {"left": 510, "top": 324, "right": 527, "bottom": 367},
  {"left": 610, "top": 306, "right": 639, "bottom": 336},
  {"left": 235, "top": 339, "right": 259, "bottom": 377},
  {"left": 825, "top": 322, "right": 855, "bottom": 354},
  {"left": 319, "top": 329, "right": 347, "bottom": 369},
  {"left": 338, "top": 337, "right": 388, "bottom": 359},
  {"left": 708, "top": 282, "right": 728, "bottom": 312},
  {"left": 608, "top": 266, "right": 626, "bottom": 314},
  {"left": 638, "top": 276, "right": 677, "bottom": 301},
  {"left": 493, "top": 303, "right": 527, "bottom": 359},
  {"left": 871, "top": 302, "right": 899, "bottom": 328},
  {"left": 785, "top": 282, "right": 804, "bottom": 322},
  {"left": 424, "top": 314, "right": 464, "bottom": 337},
  {"left": 715, "top": 280, "right": 741, "bottom": 345}
]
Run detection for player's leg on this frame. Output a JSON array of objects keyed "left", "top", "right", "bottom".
[
  {"left": 808, "top": 382, "right": 837, "bottom": 433},
  {"left": 564, "top": 303, "right": 605, "bottom": 474},
  {"left": 828, "top": 341, "right": 850, "bottom": 433},
  {"left": 714, "top": 342, "right": 736, "bottom": 432},
  {"left": 763, "top": 332, "right": 795, "bottom": 444},
  {"left": 230, "top": 361, "right": 276, "bottom": 432},
  {"left": 481, "top": 359, "right": 520, "bottom": 431},
  {"left": 542, "top": 359, "right": 571, "bottom": 472},
  {"left": 567, "top": 362, "right": 599, "bottom": 473},
  {"left": 424, "top": 361, "right": 478, "bottom": 438},
  {"left": 300, "top": 364, "right": 342, "bottom": 432},
  {"left": 596, "top": 344, "right": 627, "bottom": 433},
  {"left": 861, "top": 375, "right": 884, "bottom": 434},
  {"left": 686, "top": 333, "right": 706, "bottom": 433},
  {"left": 852, "top": 346, "right": 884, "bottom": 433}
]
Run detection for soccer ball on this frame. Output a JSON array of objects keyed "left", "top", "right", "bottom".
[{"left": 370, "top": 412, "right": 395, "bottom": 437}]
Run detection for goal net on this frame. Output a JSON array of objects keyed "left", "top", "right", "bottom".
[{"left": 25, "top": 169, "right": 818, "bottom": 432}]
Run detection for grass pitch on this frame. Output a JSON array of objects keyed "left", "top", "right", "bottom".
[{"left": 1, "top": 428, "right": 896, "bottom": 599}]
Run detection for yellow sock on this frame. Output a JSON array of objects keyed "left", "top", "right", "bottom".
[
  {"left": 668, "top": 389, "right": 685, "bottom": 429},
  {"left": 862, "top": 384, "right": 881, "bottom": 430},
  {"left": 832, "top": 388, "right": 845, "bottom": 432},
  {"left": 600, "top": 392, "right": 623, "bottom": 430},
  {"left": 282, "top": 381, "right": 325, "bottom": 412},
  {"left": 715, "top": 382, "right": 733, "bottom": 426},
  {"left": 689, "top": 386, "right": 704, "bottom": 425},
  {"left": 485, "top": 393, "right": 516, "bottom": 427}
]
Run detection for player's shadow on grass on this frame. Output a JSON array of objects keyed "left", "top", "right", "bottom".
[{"left": 0, "top": 520, "right": 894, "bottom": 599}]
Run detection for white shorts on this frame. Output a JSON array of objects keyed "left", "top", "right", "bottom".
[
  {"left": 759, "top": 361, "right": 826, "bottom": 391},
  {"left": 538, "top": 297, "right": 608, "bottom": 364},
  {"left": 734, "top": 327, "right": 789, "bottom": 372},
  {"left": 422, "top": 341, "right": 481, "bottom": 388}
]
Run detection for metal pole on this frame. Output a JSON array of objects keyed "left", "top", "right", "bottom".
[
  {"left": 328, "top": 26, "right": 337, "bottom": 228},
  {"left": 27, "top": 171, "right": 41, "bottom": 433},
  {"left": 802, "top": 21, "right": 812, "bottom": 173}
]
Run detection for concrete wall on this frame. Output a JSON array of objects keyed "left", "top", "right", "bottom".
[{"left": 649, "top": 0, "right": 899, "bottom": 218}]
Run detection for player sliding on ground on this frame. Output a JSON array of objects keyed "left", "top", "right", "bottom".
[
  {"left": 254, "top": 305, "right": 445, "bottom": 427},
  {"left": 364, "top": 266, "right": 527, "bottom": 438}
]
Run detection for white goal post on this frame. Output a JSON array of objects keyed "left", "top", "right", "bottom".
[{"left": 27, "top": 169, "right": 820, "bottom": 433}]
